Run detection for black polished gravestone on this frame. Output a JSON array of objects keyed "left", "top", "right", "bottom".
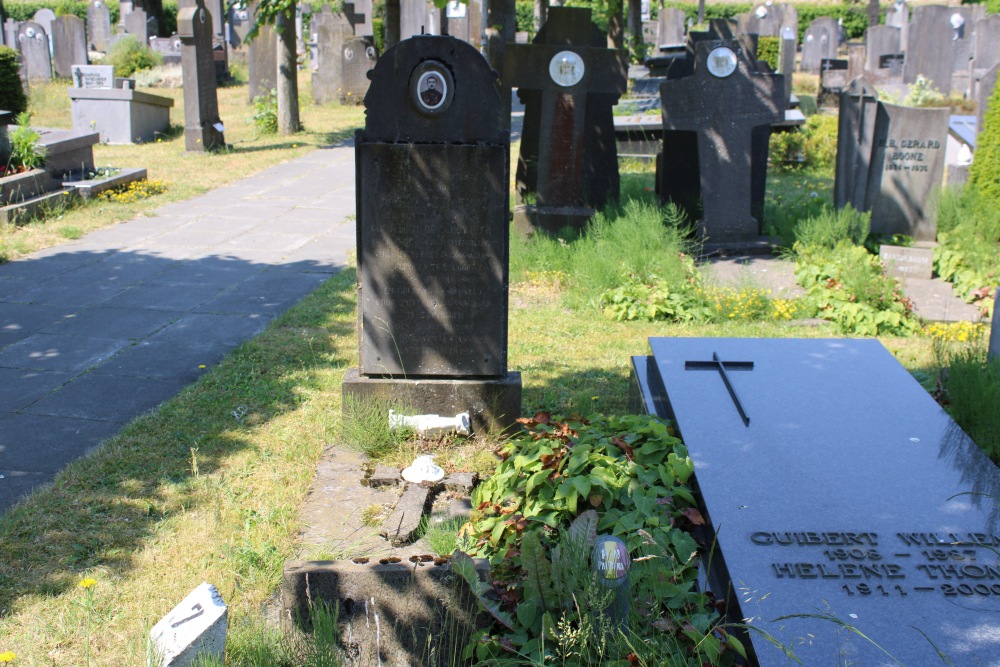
[
  {"left": 341, "top": 35, "right": 521, "bottom": 433},
  {"left": 659, "top": 39, "right": 783, "bottom": 247},
  {"left": 504, "top": 6, "right": 627, "bottom": 235},
  {"left": 630, "top": 337, "right": 1000, "bottom": 666}
]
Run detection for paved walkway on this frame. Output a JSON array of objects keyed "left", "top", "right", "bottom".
[{"left": 0, "top": 144, "right": 357, "bottom": 513}]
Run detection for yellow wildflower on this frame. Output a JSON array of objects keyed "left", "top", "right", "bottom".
[
  {"left": 0, "top": 651, "right": 16, "bottom": 663},
  {"left": 79, "top": 577, "right": 97, "bottom": 589}
]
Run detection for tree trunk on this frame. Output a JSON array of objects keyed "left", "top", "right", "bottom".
[
  {"left": 385, "top": 0, "right": 400, "bottom": 49},
  {"left": 607, "top": 0, "right": 623, "bottom": 49},
  {"left": 627, "top": 0, "right": 642, "bottom": 61},
  {"left": 485, "top": 0, "right": 517, "bottom": 130},
  {"left": 276, "top": 6, "right": 301, "bottom": 134}
]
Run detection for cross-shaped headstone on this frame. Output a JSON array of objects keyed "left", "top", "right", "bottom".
[
  {"left": 660, "top": 39, "right": 783, "bottom": 244},
  {"left": 343, "top": 0, "right": 373, "bottom": 37},
  {"left": 684, "top": 352, "right": 754, "bottom": 426},
  {"left": 504, "top": 6, "right": 627, "bottom": 231}
]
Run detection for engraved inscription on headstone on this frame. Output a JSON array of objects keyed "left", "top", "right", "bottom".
[
  {"left": 72, "top": 64, "right": 115, "bottom": 88},
  {"left": 879, "top": 245, "right": 934, "bottom": 279}
]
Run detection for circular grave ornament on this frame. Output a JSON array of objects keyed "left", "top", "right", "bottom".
[
  {"left": 706, "top": 46, "right": 738, "bottom": 78},
  {"left": 409, "top": 60, "right": 454, "bottom": 116},
  {"left": 592, "top": 535, "right": 630, "bottom": 581},
  {"left": 344, "top": 45, "right": 355, "bottom": 61},
  {"left": 401, "top": 455, "right": 445, "bottom": 484},
  {"left": 549, "top": 50, "right": 585, "bottom": 87}
]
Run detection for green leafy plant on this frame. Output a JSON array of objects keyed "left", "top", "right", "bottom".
[
  {"left": 933, "top": 187, "right": 1000, "bottom": 319},
  {"left": 935, "top": 340, "right": 1000, "bottom": 462},
  {"left": 756, "top": 36, "right": 780, "bottom": 71},
  {"left": 0, "top": 46, "right": 28, "bottom": 119},
  {"left": 5, "top": 112, "right": 47, "bottom": 173},
  {"left": 970, "top": 78, "right": 1000, "bottom": 204},
  {"left": 457, "top": 413, "right": 743, "bottom": 665},
  {"left": 105, "top": 35, "right": 163, "bottom": 77},
  {"left": 251, "top": 89, "right": 279, "bottom": 135},
  {"left": 904, "top": 75, "right": 945, "bottom": 107}
]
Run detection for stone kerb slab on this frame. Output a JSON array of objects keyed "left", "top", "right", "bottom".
[
  {"left": 68, "top": 87, "right": 174, "bottom": 144},
  {"left": 87, "top": 0, "right": 113, "bottom": 52},
  {"left": 52, "top": 15, "right": 89, "bottom": 79},
  {"left": 865, "top": 102, "right": 949, "bottom": 241},
  {"left": 149, "top": 582, "right": 227, "bottom": 667}
]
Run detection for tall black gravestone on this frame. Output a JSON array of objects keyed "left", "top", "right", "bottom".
[
  {"left": 179, "top": 0, "right": 226, "bottom": 151},
  {"left": 834, "top": 76, "right": 880, "bottom": 212},
  {"left": 631, "top": 337, "right": 1000, "bottom": 666},
  {"left": 504, "top": 6, "right": 627, "bottom": 235},
  {"left": 342, "top": 35, "right": 521, "bottom": 433},
  {"left": 659, "top": 38, "right": 783, "bottom": 247}
]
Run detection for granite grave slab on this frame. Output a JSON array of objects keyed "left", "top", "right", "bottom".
[{"left": 631, "top": 337, "right": 1000, "bottom": 666}]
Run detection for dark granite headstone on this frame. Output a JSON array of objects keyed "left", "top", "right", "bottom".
[
  {"left": 346, "top": 34, "right": 520, "bottom": 432},
  {"left": 631, "top": 337, "right": 1000, "bottom": 666},
  {"left": 866, "top": 103, "right": 948, "bottom": 241},
  {"left": 886, "top": 0, "right": 909, "bottom": 52},
  {"left": 834, "top": 76, "right": 879, "bottom": 212},
  {"left": 51, "top": 15, "right": 88, "bottom": 79},
  {"left": 247, "top": 3, "right": 277, "bottom": 102},
  {"left": 659, "top": 39, "right": 783, "bottom": 246},
  {"left": 17, "top": 22, "right": 52, "bottom": 81},
  {"left": 346, "top": 0, "right": 374, "bottom": 37},
  {"left": 904, "top": 5, "right": 976, "bottom": 95},
  {"left": 819, "top": 57, "right": 849, "bottom": 94},
  {"left": 504, "top": 6, "right": 628, "bottom": 234},
  {"left": 865, "top": 25, "right": 901, "bottom": 76},
  {"left": 800, "top": 17, "right": 839, "bottom": 74},
  {"left": 179, "top": 0, "right": 225, "bottom": 151},
  {"left": 87, "top": 0, "right": 113, "bottom": 52}
]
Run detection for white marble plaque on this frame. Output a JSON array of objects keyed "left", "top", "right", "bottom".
[
  {"left": 549, "top": 50, "right": 585, "bottom": 87},
  {"left": 706, "top": 46, "right": 737, "bottom": 78},
  {"left": 72, "top": 64, "right": 114, "bottom": 88}
]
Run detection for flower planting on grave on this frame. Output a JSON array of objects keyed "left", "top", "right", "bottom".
[{"left": 456, "top": 413, "right": 745, "bottom": 666}]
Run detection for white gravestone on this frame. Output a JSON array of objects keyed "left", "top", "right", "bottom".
[
  {"left": 148, "top": 582, "right": 227, "bottom": 667},
  {"left": 72, "top": 64, "right": 115, "bottom": 88}
]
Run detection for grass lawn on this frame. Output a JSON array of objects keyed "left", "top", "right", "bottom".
[{"left": 0, "top": 69, "right": 975, "bottom": 665}]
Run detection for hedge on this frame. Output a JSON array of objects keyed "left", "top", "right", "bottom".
[
  {"left": 4, "top": 0, "right": 178, "bottom": 37},
  {"left": 0, "top": 46, "right": 28, "bottom": 117}
]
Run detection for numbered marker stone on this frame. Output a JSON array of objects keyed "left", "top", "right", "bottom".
[
  {"left": 149, "top": 582, "right": 227, "bottom": 667},
  {"left": 549, "top": 50, "right": 585, "bottom": 87},
  {"left": 706, "top": 46, "right": 737, "bottom": 78}
]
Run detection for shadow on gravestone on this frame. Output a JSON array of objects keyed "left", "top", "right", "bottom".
[
  {"left": 343, "top": 35, "right": 521, "bottom": 434},
  {"left": 504, "top": 6, "right": 627, "bottom": 236},
  {"left": 659, "top": 37, "right": 783, "bottom": 249},
  {"left": 179, "top": 0, "right": 225, "bottom": 151}
]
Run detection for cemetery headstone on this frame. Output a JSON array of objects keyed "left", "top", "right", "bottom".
[
  {"left": 847, "top": 41, "right": 865, "bottom": 80},
  {"left": 227, "top": 1, "right": 251, "bottom": 50},
  {"left": 971, "top": 15, "right": 1000, "bottom": 100},
  {"left": 87, "top": 0, "right": 113, "bottom": 52},
  {"left": 149, "top": 582, "right": 227, "bottom": 667},
  {"left": 834, "top": 76, "right": 880, "bottom": 212},
  {"left": 310, "top": 6, "right": 375, "bottom": 105},
  {"left": 179, "top": 0, "right": 225, "bottom": 151},
  {"left": 347, "top": 0, "right": 374, "bottom": 38},
  {"left": 441, "top": 0, "right": 482, "bottom": 47},
  {"left": 399, "top": 0, "right": 433, "bottom": 40},
  {"left": 124, "top": 7, "right": 156, "bottom": 44},
  {"left": 72, "top": 63, "right": 114, "bottom": 88},
  {"left": 32, "top": 8, "right": 56, "bottom": 50},
  {"left": 656, "top": 7, "right": 685, "bottom": 50},
  {"left": 800, "top": 17, "right": 839, "bottom": 73},
  {"left": 4, "top": 19, "right": 19, "bottom": 51},
  {"left": 51, "top": 15, "right": 88, "bottom": 79},
  {"left": 865, "top": 25, "right": 901, "bottom": 79},
  {"left": 247, "top": 3, "right": 277, "bottom": 102},
  {"left": 904, "top": 4, "right": 975, "bottom": 96},
  {"left": 69, "top": 64, "right": 173, "bottom": 143},
  {"left": 149, "top": 35, "right": 183, "bottom": 65},
  {"left": 504, "top": 6, "right": 628, "bottom": 234},
  {"left": 630, "top": 337, "right": 1000, "bottom": 666},
  {"left": 744, "top": 2, "right": 780, "bottom": 37},
  {"left": 343, "top": 34, "right": 521, "bottom": 433},
  {"left": 777, "top": 26, "right": 795, "bottom": 108},
  {"left": 659, "top": 39, "right": 783, "bottom": 246},
  {"left": 886, "top": 0, "right": 909, "bottom": 52},
  {"left": 17, "top": 22, "right": 52, "bottom": 81},
  {"left": 866, "top": 102, "right": 949, "bottom": 241}
]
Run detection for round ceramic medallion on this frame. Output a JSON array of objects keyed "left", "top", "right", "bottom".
[
  {"left": 549, "top": 50, "right": 585, "bottom": 87},
  {"left": 409, "top": 61, "right": 454, "bottom": 116},
  {"left": 706, "top": 46, "right": 738, "bottom": 78}
]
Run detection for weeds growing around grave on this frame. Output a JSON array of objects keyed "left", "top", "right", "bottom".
[
  {"left": 934, "top": 186, "right": 1000, "bottom": 319},
  {"left": 934, "top": 337, "right": 1000, "bottom": 463}
]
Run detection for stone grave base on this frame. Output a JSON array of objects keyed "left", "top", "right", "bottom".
[
  {"left": 698, "top": 236, "right": 775, "bottom": 258},
  {"left": 281, "top": 557, "right": 491, "bottom": 666},
  {"left": 35, "top": 127, "right": 99, "bottom": 178},
  {"left": 341, "top": 369, "right": 521, "bottom": 435},
  {"left": 62, "top": 167, "right": 148, "bottom": 199},
  {"left": 69, "top": 88, "right": 173, "bottom": 144},
  {"left": 512, "top": 204, "right": 594, "bottom": 236}
]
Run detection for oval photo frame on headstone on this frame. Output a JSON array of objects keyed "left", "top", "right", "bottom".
[
  {"left": 706, "top": 46, "right": 738, "bottom": 78},
  {"left": 409, "top": 61, "right": 454, "bottom": 117},
  {"left": 548, "top": 50, "right": 585, "bottom": 87}
]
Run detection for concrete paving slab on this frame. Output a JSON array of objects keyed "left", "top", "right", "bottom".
[
  {"left": 195, "top": 270, "right": 330, "bottom": 316},
  {"left": 1, "top": 303, "right": 78, "bottom": 348},
  {"left": 902, "top": 277, "right": 985, "bottom": 322},
  {"left": 140, "top": 227, "right": 242, "bottom": 249},
  {"left": 0, "top": 368, "right": 72, "bottom": 411},
  {"left": 102, "top": 283, "right": 228, "bottom": 311},
  {"left": 0, "top": 251, "right": 108, "bottom": 281},
  {"left": 145, "top": 262, "right": 263, "bottom": 288},
  {"left": 19, "top": 276, "right": 128, "bottom": 307},
  {"left": 0, "top": 333, "right": 129, "bottom": 372},
  {"left": 208, "top": 202, "right": 298, "bottom": 221},
  {"left": 40, "top": 306, "right": 182, "bottom": 339},
  {"left": 23, "top": 372, "right": 187, "bottom": 422},
  {"left": 177, "top": 214, "right": 267, "bottom": 235},
  {"left": 0, "top": 413, "right": 123, "bottom": 473},
  {"left": 93, "top": 339, "right": 218, "bottom": 381},
  {"left": 147, "top": 312, "right": 273, "bottom": 348},
  {"left": 58, "top": 253, "right": 167, "bottom": 287},
  {"left": 153, "top": 199, "right": 228, "bottom": 218}
]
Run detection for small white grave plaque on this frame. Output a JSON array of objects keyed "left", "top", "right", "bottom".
[
  {"left": 72, "top": 64, "right": 114, "bottom": 88},
  {"left": 879, "top": 245, "right": 934, "bottom": 279},
  {"left": 446, "top": 0, "right": 466, "bottom": 19},
  {"left": 706, "top": 46, "right": 738, "bottom": 78},
  {"left": 149, "top": 582, "right": 227, "bottom": 667},
  {"left": 549, "top": 50, "right": 585, "bottom": 87}
]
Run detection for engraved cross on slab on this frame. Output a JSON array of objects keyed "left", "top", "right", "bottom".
[{"left": 684, "top": 352, "right": 754, "bottom": 426}]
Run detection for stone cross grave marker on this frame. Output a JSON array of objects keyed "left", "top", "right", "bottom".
[
  {"left": 342, "top": 34, "right": 521, "bottom": 433},
  {"left": 149, "top": 582, "right": 227, "bottom": 667},
  {"left": 800, "top": 17, "right": 839, "bottom": 74},
  {"left": 834, "top": 76, "right": 879, "bottom": 212},
  {"left": 886, "top": 0, "right": 909, "bottom": 52},
  {"left": 227, "top": 1, "right": 251, "bottom": 50},
  {"left": 87, "top": 0, "right": 112, "bottom": 52},
  {"left": 631, "top": 336, "right": 1000, "bottom": 666},
  {"left": 659, "top": 39, "right": 783, "bottom": 245},
  {"left": 18, "top": 22, "right": 52, "bottom": 81},
  {"left": 72, "top": 64, "right": 114, "bottom": 88},
  {"left": 51, "top": 15, "right": 88, "bottom": 80},
  {"left": 865, "top": 102, "right": 948, "bottom": 241},
  {"left": 179, "top": 0, "right": 225, "bottom": 151},
  {"left": 504, "top": 6, "right": 627, "bottom": 234}
]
